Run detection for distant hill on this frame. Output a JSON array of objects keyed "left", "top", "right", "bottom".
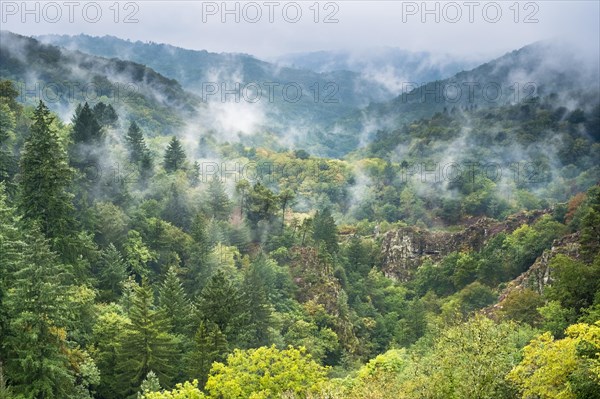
[
  {"left": 0, "top": 31, "right": 199, "bottom": 134},
  {"left": 34, "top": 34, "right": 398, "bottom": 125},
  {"left": 325, "top": 40, "right": 600, "bottom": 154},
  {"left": 275, "top": 48, "right": 480, "bottom": 88}
]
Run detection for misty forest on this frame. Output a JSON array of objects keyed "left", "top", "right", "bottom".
[{"left": 0, "top": 18, "right": 600, "bottom": 399}]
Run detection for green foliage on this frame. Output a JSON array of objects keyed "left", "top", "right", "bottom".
[
  {"left": 244, "top": 182, "right": 278, "bottom": 234},
  {"left": 205, "top": 345, "right": 328, "bottom": 398},
  {"left": 139, "top": 371, "right": 162, "bottom": 399},
  {"left": 18, "top": 101, "right": 75, "bottom": 244},
  {"left": 159, "top": 267, "right": 193, "bottom": 336},
  {"left": 507, "top": 322, "right": 600, "bottom": 399},
  {"left": 143, "top": 380, "right": 206, "bottom": 399},
  {"left": 126, "top": 121, "right": 151, "bottom": 165},
  {"left": 186, "top": 320, "right": 228, "bottom": 388},
  {"left": 163, "top": 136, "right": 187, "bottom": 173},
  {"left": 546, "top": 254, "right": 600, "bottom": 313},
  {"left": 404, "top": 316, "right": 536, "bottom": 399},
  {"left": 3, "top": 226, "right": 76, "bottom": 398},
  {"left": 206, "top": 178, "right": 231, "bottom": 221},
  {"left": 499, "top": 288, "right": 545, "bottom": 326},
  {"left": 312, "top": 207, "right": 339, "bottom": 254},
  {"left": 197, "top": 270, "right": 243, "bottom": 341},
  {"left": 581, "top": 186, "right": 600, "bottom": 261},
  {"left": 117, "top": 279, "right": 177, "bottom": 396}
]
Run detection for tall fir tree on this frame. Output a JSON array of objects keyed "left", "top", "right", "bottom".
[
  {"left": 117, "top": 279, "right": 177, "bottom": 396},
  {"left": 99, "top": 243, "right": 128, "bottom": 302},
  {"left": 125, "top": 121, "right": 148, "bottom": 164},
  {"left": 197, "top": 270, "right": 242, "bottom": 339},
  {"left": 207, "top": 177, "right": 232, "bottom": 221},
  {"left": 187, "top": 212, "right": 215, "bottom": 295},
  {"left": 18, "top": 101, "right": 75, "bottom": 244},
  {"left": 312, "top": 207, "right": 338, "bottom": 254},
  {"left": 3, "top": 225, "right": 75, "bottom": 398},
  {"left": 186, "top": 320, "right": 227, "bottom": 388},
  {"left": 161, "top": 184, "right": 192, "bottom": 231},
  {"left": 163, "top": 136, "right": 186, "bottom": 173},
  {"left": 71, "top": 102, "right": 103, "bottom": 145},
  {"left": 159, "top": 267, "right": 193, "bottom": 336},
  {"left": 0, "top": 183, "right": 21, "bottom": 374},
  {"left": 0, "top": 80, "right": 19, "bottom": 188},
  {"left": 93, "top": 102, "right": 119, "bottom": 128},
  {"left": 238, "top": 260, "right": 272, "bottom": 348},
  {"left": 70, "top": 102, "right": 103, "bottom": 171}
]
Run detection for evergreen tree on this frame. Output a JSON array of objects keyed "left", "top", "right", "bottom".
[
  {"left": 186, "top": 320, "right": 227, "bottom": 388},
  {"left": 207, "top": 177, "right": 231, "bottom": 220},
  {"left": 161, "top": 184, "right": 192, "bottom": 231},
  {"left": 93, "top": 102, "right": 119, "bottom": 128},
  {"left": 3, "top": 226, "right": 76, "bottom": 398},
  {"left": 0, "top": 183, "right": 21, "bottom": 375},
  {"left": 159, "top": 267, "right": 192, "bottom": 336},
  {"left": 99, "top": 243, "right": 128, "bottom": 302},
  {"left": 187, "top": 212, "right": 215, "bottom": 295},
  {"left": 117, "top": 279, "right": 177, "bottom": 396},
  {"left": 189, "top": 161, "right": 200, "bottom": 187},
  {"left": 238, "top": 261, "right": 272, "bottom": 348},
  {"left": 244, "top": 182, "right": 278, "bottom": 233},
  {"left": 197, "top": 270, "right": 242, "bottom": 339},
  {"left": 137, "top": 370, "right": 161, "bottom": 398},
  {"left": 70, "top": 102, "right": 103, "bottom": 171},
  {"left": 312, "top": 207, "right": 338, "bottom": 254},
  {"left": 125, "top": 121, "right": 149, "bottom": 164},
  {"left": 18, "top": 101, "right": 75, "bottom": 243},
  {"left": 0, "top": 81, "right": 19, "bottom": 187},
  {"left": 163, "top": 136, "right": 186, "bottom": 173},
  {"left": 72, "top": 102, "right": 103, "bottom": 144}
]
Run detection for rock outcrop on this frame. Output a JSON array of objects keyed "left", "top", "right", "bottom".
[
  {"left": 494, "top": 232, "right": 581, "bottom": 304},
  {"left": 380, "top": 209, "right": 549, "bottom": 281}
]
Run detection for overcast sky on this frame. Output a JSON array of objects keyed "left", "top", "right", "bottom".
[{"left": 1, "top": 1, "right": 599, "bottom": 60}]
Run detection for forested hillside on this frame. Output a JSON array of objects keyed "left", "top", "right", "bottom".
[{"left": 0, "top": 26, "right": 599, "bottom": 399}]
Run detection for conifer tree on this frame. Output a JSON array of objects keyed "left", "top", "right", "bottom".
[
  {"left": 197, "top": 270, "right": 242, "bottom": 338},
  {"left": 312, "top": 207, "right": 338, "bottom": 254},
  {"left": 163, "top": 136, "right": 186, "bottom": 173},
  {"left": 207, "top": 177, "right": 231, "bottom": 220},
  {"left": 72, "top": 102, "right": 103, "bottom": 145},
  {"left": 93, "top": 102, "right": 119, "bottom": 128},
  {"left": 161, "top": 184, "right": 192, "bottom": 231},
  {"left": 279, "top": 189, "right": 295, "bottom": 230},
  {"left": 238, "top": 261, "right": 272, "bottom": 348},
  {"left": 3, "top": 225, "right": 75, "bottom": 398},
  {"left": 118, "top": 279, "right": 177, "bottom": 396},
  {"left": 159, "top": 267, "right": 192, "bottom": 336},
  {"left": 186, "top": 320, "right": 227, "bottom": 387},
  {"left": 99, "top": 243, "right": 128, "bottom": 302},
  {"left": 125, "top": 121, "right": 149, "bottom": 164},
  {"left": 0, "top": 81, "right": 18, "bottom": 186},
  {"left": 0, "top": 183, "right": 21, "bottom": 371},
  {"left": 18, "top": 101, "right": 75, "bottom": 243},
  {"left": 137, "top": 371, "right": 161, "bottom": 398},
  {"left": 70, "top": 102, "right": 103, "bottom": 171},
  {"left": 187, "top": 212, "right": 215, "bottom": 295}
]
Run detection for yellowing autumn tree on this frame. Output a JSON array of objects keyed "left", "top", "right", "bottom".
[
  {"left": 205, "top": 345, "right": 328, "bottom": 399},
  {"left": 507, "top": 322, "right": 600, "bottom": 399}
]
